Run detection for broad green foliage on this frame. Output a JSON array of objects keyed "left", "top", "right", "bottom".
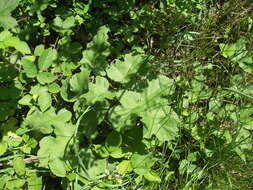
[
  {"left": 26, "top": 109, "right": 54, "bottom": 134},
  {"left": 52, "top": 16, "right": 76, "bottom": 35},
  {"left": 0, "top": 31, "right": 30, "bottom": 54},
  {"left": 141, "top": 106, "right": 179, "bottom": 142},
  {"left": 21, "top": 56, "right": 37, "bottom": 78},
  {"left": 36, "top": 108, "right": 75, "bottom": 177},
  {"left": 0, "top": 0, "right": 253, "bottom": 189},
  {"left": 105, "top": 131, "right": 123, "bottom": 158},
  {"left": 0, "top": 0, "right": 19, "bottom": 29},
  {"left": 38, "top": 135, "right": 70, "bottom": 176},
  {"left": 0, "top": 142, "right": 8, "bottom": 156},
  {"left": 81, "top": 26, "right": 110, "bottom": 72},
  {"left": 82, "top": 76, "right": 114, "bottom": 104},
  {"left": 61, "top": 68, "right": 90, "bottom": 102},
  {"left": 13, "top": 157, "right": 26, "bottom": 175},
  {"left": 220, "top": 38, "right": 253, "bottom": 73},
  {"left": 38, "top": 48, "right": 57, "bottom": 70},
  {"left": 109, "top": 75, "right": 176, "bottom": 132},
  {"left": 106, "top": 53, "right": 146, "bottom": 83},
  {"left": 130, "top": 153, "right": 155, "bottom": 176}
]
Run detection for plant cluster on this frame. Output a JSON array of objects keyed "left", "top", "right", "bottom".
[{"left": 0, "top": 0, "right": 252, "bottom": 189}]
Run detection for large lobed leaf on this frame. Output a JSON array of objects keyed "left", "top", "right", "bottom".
[
  {"left": 61, "top": 68, "right": 90, "bottom": 102},
  {"left": 38, "top": 48, "right": 57, "bottom": 71},
  {"left": 80, "top": 26, "right": 110, "bottom": 72},
  {"left": 109, "top": 75, "right": 179, "bottom": 142},
  {"left": 140, "top": 106, "right": 180, "bottom": 142},
  {"left": 106, "top": 53, "right": 146, "bottom": 83},
  {"left": 82, "top": 76, "right": 114, "bottom": 104},
  {"left": 0, "top": 0, "right": 19, "bottom": 29}
]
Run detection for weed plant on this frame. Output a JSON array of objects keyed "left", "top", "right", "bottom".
[{"left": 0, "top": 0, "right": 252, "bottom": 189}]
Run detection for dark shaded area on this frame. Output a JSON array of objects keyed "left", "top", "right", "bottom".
[{"left": 0, "top": 61, "right": 21, "bottom": 124}]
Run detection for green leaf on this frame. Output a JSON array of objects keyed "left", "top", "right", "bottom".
[
  {"left": 94, "top": 144, "right": 109, "bottom": 158},
  {"left": 37, "top": 72, "right": 56, "bottom": 84},
  {"left": 109, "top": 90, "right": 143, "bottom": 131},
  {"left": 30, "top": 85, "right": 48, "bottom": 96},
  {"left": 80, "top": 26, "right": 110, "bottom": 72},
  {"left": 179, "top": 159, "right": 191, "bottom": 175},
  {"left": 15, "top": 41, "right": 31, "bottom": 54},
  {"left": 38, "top": 48, "right": 57, "bottom": 70},
  {"left": 52, "top": 16, "right": 75, "bottom": 35},
  {"left": 38, "top": 91, "right": 52, "bottom": 112},
  {"left": 0, "top": 15, "right": 17, "bottom": 29},
  {"left": 239, "top": 108, "right": 253, "bottom": 130},
  {"left": 109, "top": 91, "right": 143, "bottom": 130},
  {"left": 0, "top": 0, "right": 19, "bottom": 29},
  {"left": 53, "top": 123, "right": 76, "bottom": 140},
  {"left": 187, "top": 152, "right": 198, "bottom": 162},
  {"left": 123, "top": 127, "right": 146, "bottom": 154},
  {"left": 0, "top": 142, "right": 8, "bottom": 156},
  {"left": 34, "top": 44, "right": 45, "bottom": 56},
  {"left": 109, "top": 105, "right": 137, "bottom": 131},
  {"left": 3, "top": 35, "right": 30, "bottom": 54},
  {"left": 0, "top": 30, "right": 12, "bottom": 41},
  {"left": 26, "top": 110, "right": 54, "bottom": 134},
  {"left": 105, "top": 131, "right": 122, "bottom": 148},
  {"left": 234, "top": 147, "right": 246, "bottom": 162},
  {"left": 49, "top": 158, "right": 66, "bottom": 177},
  {"left": 13, "top": 157, "right": 26, "bottom": 175},
  {"left": 220, "top": 43, "right": 237, "bottom": 58},
  {"left": 119, "top": 76, "right": 174, "bottom": 111},
  {"left": 27, "top": 173, "right": 42, "bottom": 190},
  {"left": 2, "top": 36, "right": 19, "bottom": 46},
  {"left": 119, "top": 91, "right": 142, "bottom": 111},
  {"left": 18, "top": 94, "right": 32, "bottom": 106},
  {"left": 106, "top": 53, "right": 145, "bottom": 83},
  {"left": 37, "top": 122, "right": 75, "bottom": 175},
  {"left": 80, "top": 149, "right": 106, "bottom": 179},
  {"left": 48, "top": 83, "right": 61, "bottom": 93},
  {"left": 37, "top": 136, "right": 68, "bottom": 167},
  {"left": 0, "top": 0, "right": 19, "bottom": 15},
  {"left": 130, "top": 153, "right": 154, "bottom": 175},
  {"left": 62, "top": 16, "right": 75, "bottom": 28},
  {"left": 140, "top": 106, "right": 179, "bottom": 142},
  {"left": 88, "top": 159, "right": 107, "bottom": 179},
  {"left": 52, "top": 16, "right": 63, "bottom": 29},
  {"left": 61, "top": 68, "right": 90, "bottom": 102},
  {"left": 236, "top": 128, "right": 252, "bottom": 150},
  {"left": 109, "top": 76, "right": 175, "bottom": 131},
  {"left": 105, "top": 131, "right": 124, "bottom": 158},
  {"left": 144, "top": 170, "right": 161, "bottom": 183},
  {"left": 109, "top": 147, "right": 124, "bottom": 158},
  {"left": 77, "top": 101, "right": 108, "bottom": 137},
  {"left": 31, "top": 0, "right": 50, "bottom": 13},
  {"left": 21, "top": 56, "right": 37, "bottom": 78},
  {"left": 21, "top": 145, "right": 31, "bottom": 153},
  {"left": 83, "top": 76, "right": 114, "bottom": 104},
  {"left": 117, "top": 160, "right": 132, "bottom": 174},
  {"left": 220, "top": 38, "right": 248, "bottom": 62},
  {"left": 143, "top": 75, "right": 175, "bottom": 98},
  {"left": 70, "top": 69, "right": 89, "bottom": 95},
  {"left": 2, "top": 35, "right": 31, "bottom": 54},
  {"left": 237, "top": 55, "right": 253, "bottom": 73},
  {"left": 6, "top": 135, "right": 23, "bottom": 148},
  {"left": 57, "top": 109, "right": 72, "bottom": 122},
  {"left": 5, "top": 179, "right": 25, "bottom": 189}
]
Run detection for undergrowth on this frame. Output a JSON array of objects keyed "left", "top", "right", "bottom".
[{"left": 0, "top": 0, "right": 252, "bottom": 189}]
